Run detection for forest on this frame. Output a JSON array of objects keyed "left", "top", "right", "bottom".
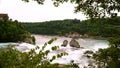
[
  {"left": 0, "top": 15, "right": 35, "bottom": 44},
  {"left": 23, "top": 17, "right": 120, "bottom": 38}
]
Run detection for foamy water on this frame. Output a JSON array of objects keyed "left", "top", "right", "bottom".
[{"left": 15, "top": 35, "right": 109, "bottom": 68}]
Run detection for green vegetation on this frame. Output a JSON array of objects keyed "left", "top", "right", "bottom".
[
  {"left": 0, "top": 38, "right": 78, "bottom": 68},
  {"left": 0, "top": 15, "right": 35, "bottom": 44},
  {"left": 23, "top": 19, "right": 82, "bottom": 35},
  {"left": 22, "top": 17, "right": 120, "bottom": 38},
  {"left": 93, "top": 46, "right": 120, "bottom": 68},
  {"left": 83, "top": 37, "right": 120, "bottom": 68},
  {"left": 85, "top": 39, "right": 120, "bottom": 68}
]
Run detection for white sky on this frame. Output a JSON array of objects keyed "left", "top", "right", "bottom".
[{"left": 0, "top": 0, "right": 86, "bottom": 22}]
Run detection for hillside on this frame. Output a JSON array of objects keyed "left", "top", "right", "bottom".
[{"left": 22, "top": 17, "right": 120, "bottom": 38}]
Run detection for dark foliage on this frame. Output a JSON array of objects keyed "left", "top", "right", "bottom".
[
  {"left": 22, "top": 17, "right": 120, "bottom": 38},
  {"left": 0, "top": 15, "right": 33, "bottom": 43}
]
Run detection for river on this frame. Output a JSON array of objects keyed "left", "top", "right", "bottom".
[
  {"left": 33, "top": 35, "right": 109, "bottom": 67},
  {"left": 0, "top": 35, "right": 109, "bottom": 68},
  {"left": 34, "top": 35, "right": 109, "bottom": 51}
]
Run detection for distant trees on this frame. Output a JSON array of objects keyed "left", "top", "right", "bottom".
[{"left": 23, "top": 17, "right": 120, "bottom": 38}]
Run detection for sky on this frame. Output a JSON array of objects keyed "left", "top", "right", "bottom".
[{"left": 0, "top": 0, "right": 87, "bottom": 22}]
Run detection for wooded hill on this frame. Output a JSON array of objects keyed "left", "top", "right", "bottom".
[
  {"left": 0, "top": 15, "right": 35, "bottom": 44},
  {"left": 22, "top": 17, "right": 120, "bottom": 38}
]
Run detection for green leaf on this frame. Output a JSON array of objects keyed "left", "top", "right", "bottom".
[
  {"left": 48, "top": 38, "right": 57, "bottom": 44},
  {"left": 51, "top": 46, "right": 59, "bottom": 51},
  {"left": 45, "top": 50, "right": 50, "bottom": 55}
]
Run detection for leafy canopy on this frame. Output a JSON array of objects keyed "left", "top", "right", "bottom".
[
  {"left": 22, "top": 0, "right": 120, "bottom": 18},
  {"left": 0, "top": 15, "right": 34, "bottom": 43}
]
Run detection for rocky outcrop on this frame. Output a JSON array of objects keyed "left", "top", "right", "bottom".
[
  {"left": 24, "top": 38, "right": 33, "bottom": 44},
  {"left": 83, "top": 34, "right": 89, "bottom": 38},
  {"left": 69, "top": 39, "right": 80, "bottom": 48},
  {"left": 65, "top": 32, "right": 80, "bottom": 39},
  {"left": 23, "top": 36, "right": 36, "bottom": 44},
  {"left": 65, "top": 32, "right": 89, "bottom": 38},
  {"left": 52, "top": 63, "right": 79, "bottom": 68},
  {"left": 61, "top": 40, "right": 68, "bottom": 47}
]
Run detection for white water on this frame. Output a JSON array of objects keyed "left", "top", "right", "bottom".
[
  {"left": 0, "top": 43, "right": 17, "bottom": 47},
  {"left": 33, "top": 35, "right": 109, "bottom": 67},
  {"left": 34, "top": 35, "right": 109, "bottom": 51},
  {"left": 1, "top": 35, "right": 109, "bottom": 68}
]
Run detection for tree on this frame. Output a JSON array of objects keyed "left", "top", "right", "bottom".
[
  {"left": 0, "top": 15, "right": 35, "bottom": 43},
  {"left": 92, "top": 46, "right": 120, "bottom": 68},
  {"left": 22, "top": 0, "right": 120, "bottom": 18}
]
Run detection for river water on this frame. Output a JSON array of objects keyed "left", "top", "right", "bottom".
[
  {"left": 34, "top": 35, "right": 109, "bottom": 51},
  {"left": 0, "top": 35, "right": 109, "bottom": 68},
  {"left": 34, "top": 35, "right": 109, "bottom": 67}
]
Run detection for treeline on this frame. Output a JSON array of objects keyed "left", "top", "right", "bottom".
[
  {"left": 22, "top": 17, "right": 120, "bottom": 38},
  {"left": 0, "top": 15, "right": 35, "bottom": 44}
]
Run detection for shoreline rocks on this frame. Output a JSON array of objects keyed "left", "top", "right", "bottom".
[{"left": 65, "top": 32, "right": 89, "bottom": 39}]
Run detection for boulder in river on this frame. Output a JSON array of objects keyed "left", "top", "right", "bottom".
[
  {"left": 69, "top": 39, "right": 80, "bottom": 48},
  {"left": 24, "top": 38, "right": 33, "bottom": 44},
  {"left": 61, "top": 40, "right": 68, "bottom": 47}
]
